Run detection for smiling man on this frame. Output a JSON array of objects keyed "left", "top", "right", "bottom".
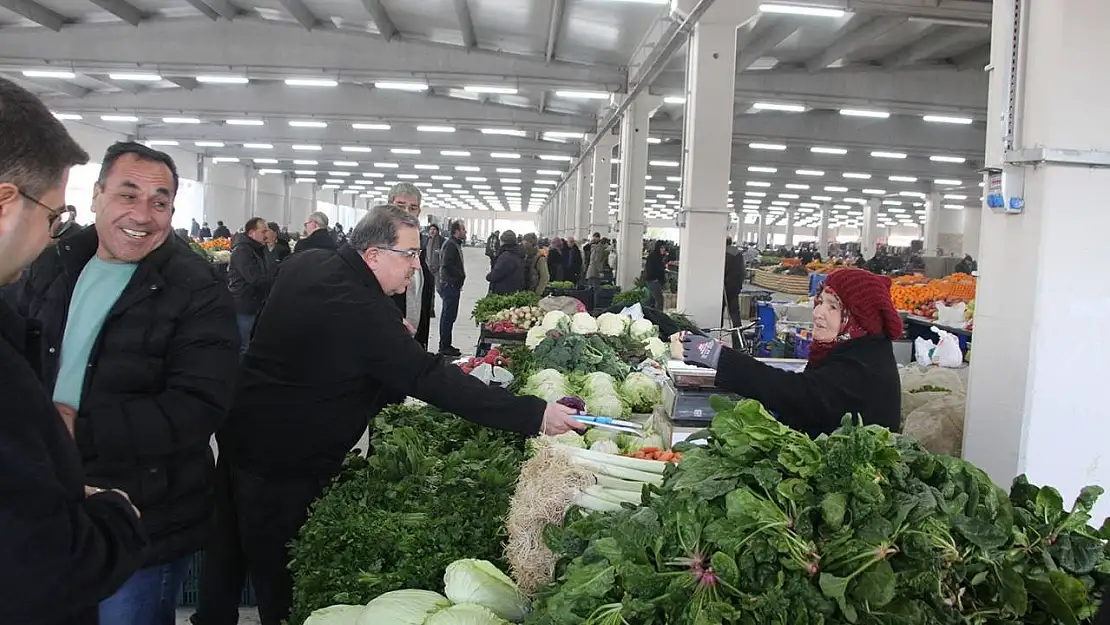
[{"left": 7, "top": 141, "right": 240, "bottom": 625}]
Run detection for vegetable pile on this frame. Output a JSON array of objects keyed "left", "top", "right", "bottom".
[
  {"left": 456, "top": 348, "right": 513, "bottom": 375},
  {"left": 519, "top": 369, "right": 661, "bottom": 419},
  {"left": 288, "top": 404, "right": 527, "bottom": 625},
  {"left": 527, "top": 398, "right": 1110, "bottom": 625},
  {"left": 525, "top": 311, "right": 667, "bottom": 377},
  {"left": 485, "top": 306, "right": 544, "bottom": 334},
  {"left": 473, "top": 292, "right": 542, "bottom": 324}
]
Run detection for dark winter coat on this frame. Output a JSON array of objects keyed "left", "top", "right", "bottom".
[
  {"left": 213, "top": 225, "right": 231, "bottom": 239},
  {"left": 643, "top": 251, "right": 666, "bottom": 283},
  {"left": 713, "top": 335, "right": 901, "bottom": 438},
  {"left": 0, "top": 298, "right": 148, "bottom": 625},
  {"left": 292, "top": 228, "right": 337, "bottom": 255},
  {"left": 547, "top": 247, "right": 565, "bottom": 283},
  {"left": 3, "top": 225, "right": 240, "bottom": 566},
  {"left": 267, "top": 236, "right": 292, "bottom": 266},
  {"left": 228, "top": 234, "right": 274, "bottom": 315},
  {"left": 566, "top": 245, "right": 583, "bottom": 284},
  {"left": 439, "top": 235, "right": 466, "bottom": 289},
  {"left": 724, "top": 245, "right": 746, "bottom": 295},
  {"left": 487, "top": 244, "right": 526, "bottom": 295},
  {"left": 217, "top": 245, "right": 548, "bottom": 480}
]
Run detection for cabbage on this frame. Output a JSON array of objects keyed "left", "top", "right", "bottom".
[
  {"left": 582, "top": 372, "right": 619, "bottom": 396},
  {"left": 553, "top": 431, "right": 586, "bottom": 448},
  {"left": 525, "top": 326, "right": 548, "bottom": 349},
  {"left": 630, "top": 319, "right": 657, "bottom": 341},
  {"left": 443, "top": 559, "right": 528, "bottom": 621},
  {"left": 521, "top": 369, "right": 569, "bottom": 403},
  {"left": 306, "top": 605, "right": 365, "bottom": 625},
  {"left": 424, "top": 603, "right": 510, "bottom": 625},
  {"left": 356, "top": 590, "right": 451, "bottom": 625},
  {"left": 540, "top": 310, "right": 568, "bottom": 331},
  {"left": 583, "top": 426, "right": 617, "bottom": 446},
  {"left": 620, "top": 433, "right": 665, "bottom": 454},
  {"left": 589, "top": 439, "right": 620, "bottom": 455},
  {"left": 642, "top": 336, "right": 668, "bottom": 361},
  {"left": 587, "top": 392, "right": 629, "bottom": 419},
  {"left": 596, "top": 312, "right": 627, "bottom": 337},
  {"left": 570, "top": 312, "right": 599, "bottom": 335},
  {"left": 621, "top": 372, "right": 662, "bottom": 413}
]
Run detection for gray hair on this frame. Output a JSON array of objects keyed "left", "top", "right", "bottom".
[
  {"left": 307, "top": 210, "right": 329, "bottom": 228},
  {"left": 388, "top": 182, "right": 422, "bottom": 203},
  {"left": 349, "top": 204, "right": 420, "bottom": 252}
]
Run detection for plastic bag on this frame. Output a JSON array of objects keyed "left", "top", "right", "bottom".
[
  {"left": 914, "top": 337, "right": 936, "bottom": 367},
  {"left": 620, "top": 302, "right": 646, "bottom": 322},
  {"left": 902, "top": 391, "right": 966, "bottom": 457},
  {"left": 469, "top": 363, "right": 514, "bottom": 388},
  {"left": 539, "top": 296, "right": 585, "bottom": 316},
  {"left": 936, "top": 302, "right": 968, "bottom": 327},
  {"left": 900, "top": 366, "right": 965, "bottom": 419},
  {"left": 932, "top": 327, "right": 963, "bottom": 368}
]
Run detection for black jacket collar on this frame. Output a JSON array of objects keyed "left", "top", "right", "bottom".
[{"left": 337, "top": 244, "right": 386, "bottom": 298}]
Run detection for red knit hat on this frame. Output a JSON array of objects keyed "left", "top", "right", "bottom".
[{"left": 822, "top": 269, "right": 903, "bottom": 340}]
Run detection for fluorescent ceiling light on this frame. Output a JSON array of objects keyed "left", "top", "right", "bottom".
[
  {"left": 900, "top": 191, "right": 926, "bottom": 198},
  {"left": 285, "top": 78, "right": 338, "bottom": 87},
  {"left": 863, "top": 188, "right": 886, "bottom": 195},
  {"left": 292, "top": 144, "right": 322, "bottom": 151},
  {"left": 417, "top": 125, "right": 455, "bottom": 133},
  {"left": 744, "top": 192, "right": 766, "bottom": 198},
  {"left": 746, "top": 181, "right": 772, "bottom": 188},
  {"left": 295, "top": 178, "right": 315, "bottom": 183},
  {"left": 102, "top": 115, "right": 139, "bottom": 122},
  {"left": 194, "top": 140, "right": 224, "bottom": 147},
  {"left": 545, "top": 131, "right": 584, "bottom": 139},
  {"left": 811, "top": 195, "right": 832, "bottom": 201},
  {"left": 375, "top": 81, "right": 428, "bottom": 91},
  {"left": 749, "top": 142, "right": 787, "bottom": 151},
  {"left": 646, "top": 137, "right": 662, "bottom": 145},
  {"left": 463, "top": 85, "right": 518, "bottom": 94},
  {"left": 796, "top": 169, "right": 825, "bottom": 176},
  {"left": 934, "top": 179, "right": 962, "bottom": 185},
  {"left": 944, "top": 194, "right": 968, "bottom": 200},
  {"left": 289, "top": 120, "right": 327, "bottom": 128},
  {"left": 840, "top": 109, "right": 890, "bottom": 119},
  {"left": 293, "top": 160, "right": 318, "bottom": 165},
  {"left": 540, "top": 155, "right": 573, "bottom": 162},
  {"left": 431, "top": 175, "right": 452, "bottom": 181},
  {"left": 785, "top": 184, "right": 809, "bottom": 190},
  {"left": 243, "top": 143, "right": 273, "bottom": 149},
  {"left": 649, "top": 160, "right": 679, "bottom": 167},
  {"left": 456, "top": 166, "right": 480, "bottom": 172},
  {"left": 333, "top": 161, "right": 358, "bottom": 167},
  {"left": 364, "top": 172, "right": 385, "bottom": 178},
  {"left": 162, "top": 117, "right": 200, "bottom": 124},
  {"left": 294, "top": 170, "right": 316, "bottom": 175},
  {"left": 196, "top": 75, "right": 249, "bottom": 84},
  {"left": 778, "top": 193, "right": 799, "bottom": 199},
  {"left": 145, "top": 140, "right": 179, "bottom": 146},
  {"left": 491, "top": 152, "right": 521, "bottom": 159},
  {"left": 923, "top": 114, "right": 973, "bottom": 125},
  {"left": 23, "top": 69, "right": 76, "bottom": 79},
  {"left": 930, "top": 155, "right": 967, "bottom": 163},
  {"left": 441, "top": 150, "right": 471, "bottom": 157},
  {"left": 397, "top": 174, "right": 419, "bottom": 180},
  {"left": 226, "top": 118, "right": 264, "bottom": 126},
  {"left": 871, "top": 151, "right": 907, "bottom": 159},
  {"left": 341, "top": 146, "right": 372, "bottom": 153},
  {"left": 253, "top": 158, "right": 278, "bottom": 164},
  {"left": 391, "top": 148, "right": 421, "bottom": 155},
  {"left": 258, "top": 168, "right": 282, "bottom": 175},
  {"left": 481, "top": 128, "right": 526, "bottom": 136},
  {"left": 663, "top": 96, "right": 685, "bottom": 105},
  {"left": 212, "top": 157, "right": 240, "bottom": 163},
  {"left": 752, "top": 102, "right": 806, "bottom": 112},
  {"left": 824, "top": 186, "right": 849, "bottom": 192},
  {"left": 554, "top": 90, "right": 610, "bottom": 100},
  {"left": 888, "top": 175, "right": 918, "bottom": 183},
  {"left": 842, "top": 172, "right": 872, "bottom": 179},
  {"left": 496, "top": 168, "right": 522, "bottom": 174},
  {"left": 537, "top": 169, "right": 562, "bottom": 176},
  {"left": 414, "top": 164, "right": 439, "bottom": 170},
  {"left": 109, "top": 73, "right": 161, "bottom": 81},
  {"left": 374, "top": 163, "right": 399, "bottom": 168},
  {"left": 810, "top": 146, "right": 847, "bottom": 155},
  {"left": 52, "top": 112, "right": 82, "bottom": 120},
  {"left": 882, "top": 200, "right": 902, "bottom": 206},
  {"left": 352, "top": 123, "right": 390, "bottom": 130},
  {"left": 748, "top": 166, "right": 777, "bottom": 173},
  {"left": 943, "top": 204, "right": 966, "bottom": 210}
]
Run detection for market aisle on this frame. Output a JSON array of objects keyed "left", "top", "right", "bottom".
[{"left": 426, "top": 244, "right": 489, "bottom": 357}]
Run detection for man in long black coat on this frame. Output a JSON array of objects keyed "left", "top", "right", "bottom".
[{"left": 387, "top": 183, "right": 435, "bottom": 348}]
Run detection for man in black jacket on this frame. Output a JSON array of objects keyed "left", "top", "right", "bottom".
[
  {"left": 206, "top": 205, "right": 583, "bottom": 625},
  {"left": 0, "top": 77, "right": 148, "bottom": 625},
  {"left": 437, "top": 219, "right": 467, "bottom": 356},
  {"left": 487, "top": 230, "right": 525, "bottom": 294},
  {"left": 6, "top": 141, "right": 240, "bottom": 625},
  {"left": 388, "top": 183, "right": 435, "bottom": 349},
  {"left": 265, "top": 221, "right": 291, "bottom": 265},
  {"left": 292, "top": 210, "right": 336, "bottom": 254},
  {"left": 212, "top": 220, "right": 231, "bottom": 239},
  {"left": 227, "top": 217, "right": 274, "bottom": 352}
]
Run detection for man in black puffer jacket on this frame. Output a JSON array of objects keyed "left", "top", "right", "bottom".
[
  {"left": 486, "top": 229, "right": 525, "bottom": 294},
  {"left": 4, "top": 141, "right": 240, "bottom": 625}
]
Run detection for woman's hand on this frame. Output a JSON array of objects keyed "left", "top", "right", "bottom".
[
  {"left": 681, "top": 332, "right": 723, "bottom": 369},
  {"left": 541, "top": 403, "right": 587, "bottom": 435}
]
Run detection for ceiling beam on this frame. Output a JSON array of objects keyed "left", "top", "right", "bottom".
[
  {"left": 361, "top": 0, "right": 398, "bottom": 41},
  {"left": 883, "top": 25, "right": 989, "bottom": 69},
  {"left": 627, "top": 6, "right": 680, "bottom": 83},
  {"left": 87, "top": 0, "right": 147, "bottom": 26},
  {"left": 275, "top": 0, "right": 319, "bottom": 30},
  {"left": 0, "top": 0, "right": 67, "bottom": 30},
  {"left": 199, "top": 0, "right": 238, "bottom": 19},
  {"left": 544, "top": 0, "right": 566, "bottom": 63},
  {"left": 737, "top": 17, "right": 802, "bottom": 72},
  {"left": 166, "top": 77, "right": 199, "bottom": 90},
  {"left": 453, "top": 0, "right": 477, "bottom": 49},
  {"left": 785, "top": 0, "right": 990, "bottom": 23},
  {"left": 951, "top": 43, "right": 990, "bottom": 72},
  {"left": 2, "top": 73, "right": 90, "bottom": 97},
  {"left": 805, "top": 15, "right": 907, "bottom": 73},
  {"left": 182, "top": 0, "right": 219, "bottom": 20}
]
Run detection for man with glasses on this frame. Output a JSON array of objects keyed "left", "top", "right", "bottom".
[
  {"left": 0, "top": 77, "right": 149, "bottom": 625},
  {"left": 388, "top": 182, "right": 435, "bottom": 349},
  {"left": 6, "top": 141, "right": 240, "bottom": 625},
  {"left": 206, "top": 204, "right": 584, "bottom": 625},
  {"left": 292, "top": 210, "right": 336, "bottom": 254}
]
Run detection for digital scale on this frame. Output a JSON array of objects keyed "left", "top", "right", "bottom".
[{"left": 662, "top": 358, "right": 806, "bottom": 427}]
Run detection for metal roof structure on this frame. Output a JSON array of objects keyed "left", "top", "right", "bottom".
[{"left": 0, "top": 0, "right": 993, "bottom": 230}]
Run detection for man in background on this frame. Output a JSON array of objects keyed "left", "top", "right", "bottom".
[
  {"left": 388, "top": 182, "right": 435, "bottom": 349},
  {"left": 213, "top": 220, "right": 231, "bottom": 239},
  {"left": 437, "top": 219, "right": 467, "bottom": 356},
  {"left": 0, "top": 76, "right": 148, "bottom": 625},
  {"left": 228, "top": 217, "right": 274, "bottom": 352},
  {"left": 424, "top": 222, "right": 445, "bottom": 287},
  {"left": 199, "top": 221, "right": 212, "bottom": 240},
  {"left": 294, "top": 210, "right": 336, "bottom": 254},
  {"left": 265, "top": 221, "right": 291, "bottom": 265}
]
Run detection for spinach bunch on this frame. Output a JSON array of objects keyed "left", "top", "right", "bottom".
[
  {"left": 528, "top": 399, "right": 1110, "bottom": 625},
  {"left": 288, "top": 404, "right": 527, "bottom": 625},
  {"left": 532, "top": 333, "right": 631, "bottom": 380}
]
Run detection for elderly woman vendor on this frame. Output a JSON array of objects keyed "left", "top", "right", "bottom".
[{"left": 681, "top": 268, "right": 903, "bottom": 437}]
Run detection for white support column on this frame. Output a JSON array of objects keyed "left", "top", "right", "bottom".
[
  {"left": 575, "top": 148, "right": 592, "bottom": 241},
  {"left": 734, "top": 211, "right": 745, "bottom": 244},
  {"left": 565, "top": 172, "right": 579, "bottom": 239},
  {"left": 816, "top": 203, "right": 831, "bottom": 257},
  {"left": 590, "top": 135, "right": 616, "bottom": 237},
  {"left": 244, "top": 166, "right": 258, "bottom": 221},
  {"left": 861, "top": 198, "right": 880, "bottom": 258},
  {"left": 756, "top": 209, "right": 768, "bottom": 248},
  {"left": 616, "top": 94, "right": 661, "bottom": 289},
  {"left": 963, "top": 201, "right": 983, "bottom": 261},
  {"left": 675, "top": 0, "right": 756, "bottom": 324},
  {"left": 784, "top": 208, "right": 796, "bottom": 248},
  {"left": 963, "top": 0, "right": 1110, "bottom": 519},
  {"left": 282, "top": 174, "right": 293, "bottom": 229},
  {"left": 923, "top": 190, "right": 942, "bottom": 255}
]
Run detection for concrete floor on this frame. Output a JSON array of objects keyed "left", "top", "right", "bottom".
[{"left": 175, "top": 246, "right": 493, "bottom": 625}]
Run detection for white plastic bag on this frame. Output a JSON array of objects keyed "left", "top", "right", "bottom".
[
  {"left": 469, "top": 363, "right": 515, "bottom": 387},
  {"left": 936, "top": 302, "right": 968, "bottom": 327},
  {"left": 914, "top": 337, "right": 936, "bottom": 367},
  {"left": 932, "top": 327, "right": 963, "bottom": 368}
]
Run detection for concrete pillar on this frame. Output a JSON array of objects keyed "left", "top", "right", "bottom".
[
  {"left": 963, "top": 202, "right": 983, "bottom": 261},
  {"left": 963, "top": 0, "right": 1110, "bottom": 519},
  {"left": 310, "top": 183, "right": 317, "bottom": 207},
  {"left": 282, "top": 175, "right": 293, "bottom": 229},
  {"left": 616, "top": 94, "right": 661, "bottom": 289},
  {"left": 860, "top": 198, "right": 880, "bottom": 259},
  {"left": 816, "top": 203, "right": 831, "bottom": 257},
  {"left": 576, "top": 148, "right": 592, "bottom": 242},
  {"left": 734, "top": 211, "right": 745, "bottom": 244},
  {"left": 756, "top": 209, "right": 768, "bottom": 248},
  {"left": 244, "top": 166, "right": 258, "bottom": 221},
  {"left": 590, "top": 135, "right": 616, "bottom": 237},
  {"left": 565, "top": 172, "right": 579, "bottom": 239},
  {"left": 784, "top": 208, "right": 796, "bottom": 248},
  {"left": 923, "top": 190, "right": 942, "bottom": 255}
]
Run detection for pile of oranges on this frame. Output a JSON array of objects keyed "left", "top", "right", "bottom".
[
  {"left": 890, "top": 273, "right": 977, "bottom": 313},
  {"left": 199, "top": 237, "right": 231, "bottom": 252}
]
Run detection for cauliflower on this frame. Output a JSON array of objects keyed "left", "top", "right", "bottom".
[
  {"left": 596, "top": 312, "right": 627, "bottom": 337},
  {"left": 570, "top": 312, "right": 599, "bottom": 335},
  {"left": 643, "top": 336, "right": 668, "bottom": 361},
  {"left": 630, "top": 319, "right": 657, "bottom": 341},
  {"left": 540, "top": 310, "right": 568, "bottom": 331},
  {"left": 525, "top": 326, "right": 548, "bottom": 349}
]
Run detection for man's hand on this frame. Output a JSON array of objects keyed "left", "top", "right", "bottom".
[
  {"left": 402, "top": 319, "right": 416, "bottom": 336},
  {"left": 681, "top": 332, "right": 723, "bottom": 370},
  {"left": 85, "top": 486, "right": 141, "bottom": 519},
  {"left": 55, "top": 403, "right": 77, "bottom": 437},
  {"left": 541, "top": 403, "right": 587, "bottom": 435}
]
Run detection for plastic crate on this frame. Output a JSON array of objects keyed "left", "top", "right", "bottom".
[
  {"left": 793, "top": 329, "right": 813, "bottom": 359},
  {"left": 176, "top": 551, "right": 257, "bottom": 607}
]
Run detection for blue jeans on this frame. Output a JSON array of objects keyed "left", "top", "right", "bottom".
[
  {"left": 100, "top": 556, "right": 191, "bottom": 625},
  {"left": 236, "top": 313, "right": 256, "bottom": 354},
  {"left": 438, "top": 283, "right": 461, "bottom": 351}
]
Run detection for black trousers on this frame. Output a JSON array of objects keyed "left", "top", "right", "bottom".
[
  {"left": 725, "top": 291, "right": 743, "bottom": 348},
  {"left": 191, "top": 458, "right": 246, "bottom": 625},
  {"left": 195, "top": 464, "right": 330, "bottom": 625}
]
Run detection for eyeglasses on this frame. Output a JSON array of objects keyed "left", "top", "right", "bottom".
[
  {"left": 373, "top": 246, "right": 421, "bottom": 260},
  {"left": 20, "top": 190, "right": 76, "bottom": 238}
]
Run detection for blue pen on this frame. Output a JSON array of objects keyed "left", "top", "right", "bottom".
[{"left": 574, "top": 415, "right": 644, "bottom": 430}]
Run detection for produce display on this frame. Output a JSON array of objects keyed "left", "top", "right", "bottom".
[
  {"left": 484, "top": 306, "right": 544, "bottom": 334},
  {"left": 524, "top": 311, "right": 667, "bottom": 379},
  {"left": 527, "top": 399, "right": 1110, "bottom": 625},
  {"left": 519, "top": 368, "right": 660, "bottom": 419},
  {"left": 473, "top": 292, "right": 542, "bottom": 324},
  {"left": 199, "top": 236, "right": 231, "bottom": 251},
  {"left": 611, "top": 286, "right": 649, "bottom": 308},
  {"left": 456, "top": 347, "right": 513, "bottom": 375},
  {"left": 548, "top": 281, "right": 576, "bottom": 289},
  {"left": 890, "top": 273, "right": 977, "bottom": 318}
]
